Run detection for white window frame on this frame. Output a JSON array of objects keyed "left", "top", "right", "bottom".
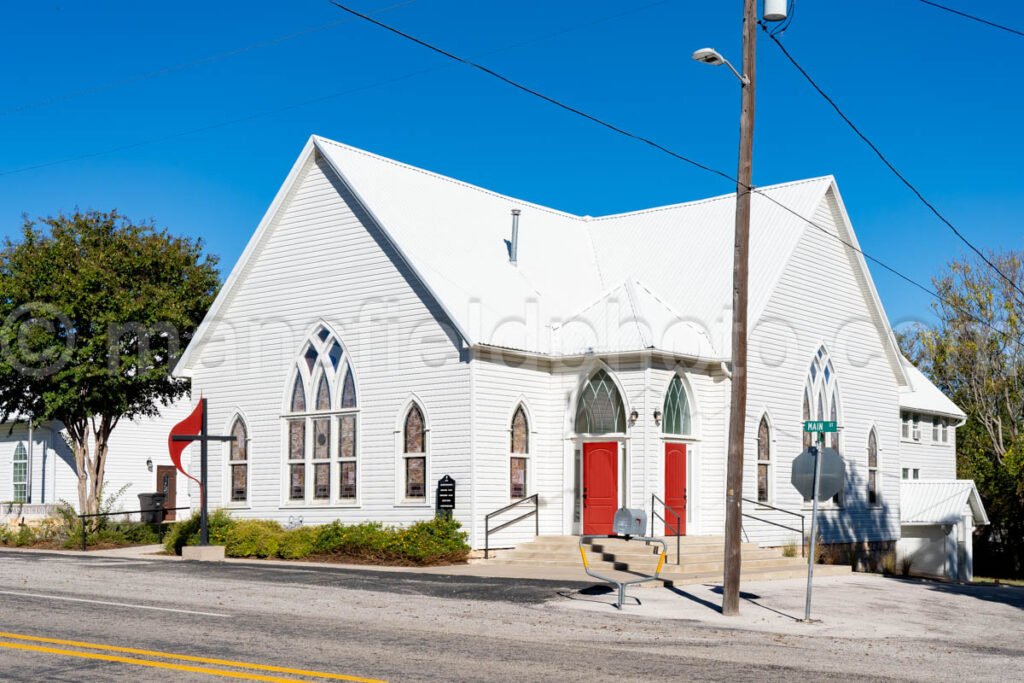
[
  {"left": 867, "top": 428, "right": 880, "bottom": 506},
  {"left": 509, "top": 403, "right": 531, "bottom": 501},
  {"left": 901, "top": 412, "right": 911, "bottom": 440},
  {"left": 224, "top": 413, "right": 251, "bottom": 508},
  {"left": 755, "top": 413, "right": 773, "bottom": 505},
  {"left": 802, "top": 347, "right": 843, "bottom": 509},
  {"left": 12, "top": 442, "right": 28, "bottom": 503},
  {"left": 281, "top": 325, "right": 361, "bottom": 509},
  {"left": 912, "top": 414, "right": 921, "bottom": 442},
  {"left": 396, "top": 400, "right": 430, "bottom": 507}
]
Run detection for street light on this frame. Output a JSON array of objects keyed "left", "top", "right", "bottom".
[{"left": 691, "top": 48, "right": 748, "bottom": 86}]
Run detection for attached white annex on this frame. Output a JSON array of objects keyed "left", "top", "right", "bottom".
[
  {"left": 0, "top": 404, "right": 194, "bottom": 525},
  {"left": 167, "top": 135, "right": 983, "bottom": 568}
]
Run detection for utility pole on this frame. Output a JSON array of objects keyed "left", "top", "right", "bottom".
[{"left": 722, "top": 0, "right": 757, "bottom": 617}]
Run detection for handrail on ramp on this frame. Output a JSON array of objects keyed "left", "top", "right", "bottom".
[{"left": 578, "top": 534, "right": 668, "bottom": 609}]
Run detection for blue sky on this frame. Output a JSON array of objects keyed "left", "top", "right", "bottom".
[{"left": 1, "top": 1, "right": 1021, "bottom": 328}]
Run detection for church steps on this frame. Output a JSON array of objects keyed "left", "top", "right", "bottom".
[{"left": 484, "top": 534, "right": 849, "bottom": 584}]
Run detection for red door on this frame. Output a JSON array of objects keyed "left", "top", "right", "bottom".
[
  {"left": 583, "top": 442, "right": 618, "bottom": 535},
  {"left": 664, "top": 443, "right": 687, "bottom": 536}
]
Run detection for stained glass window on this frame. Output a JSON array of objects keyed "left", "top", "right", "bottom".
[
  {"left": 757, "top": 415, "right": 770, "bottom": 503},
  {"left": 316, "top": 375, "right": 331, "bottom": 411},
  {"left": 662, "top": 375, "right": 691, "bottom": 435},
  {"left": 575, "top": 370, "right": 626, "bottom": 434},
  {"left": 291, "top": 375, "right": 306, "bottom": 412},
  {"left": 287, "top": 326, "right": 358, "bottom": 505},
  {"left": 406, "top": 456, "right": 426, "bottom": 498},
  {"left": 288, "top": 421, "right": 305, "bottom": 461},
  {"left": 229, "top": 417, "right": 247, "bottom": 502},
  {"left": 12, "top": 443, "right": 27, "bottom": 503},
  {"left": 802, "top": 392, "right": 812, "bottom": 449},
  {"left": 405, "top": 405, "right": 425, "bottom": 453},
  {"left": 867, "top": 430, "right": 879, "bottom": 505},
  {"left": 511, "top": 457, "right": 527, "bottom": 499},
  {"left": 340, "top": 461, "right": 357, "bottom": 499},
  {"left": 341, "top": 370, "right": 356, "bottom": 408},
  {"left": 313, "top": 418, "right": 330, "bottom": 460},
  {"left": 340, "top": 415, "right": 356, "bottom": 459},
  {"left": 803, "top": 347, "right": 842, "bottom": 506},
  {"left": 303, "top": 345, "right": 318, "bottom": 373},
  {"left": 511, "top": 406, "right": 528, "bottom": 454}
]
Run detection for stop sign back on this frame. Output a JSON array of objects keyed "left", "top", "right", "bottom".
[{"left": 791, "top": 447, "right": 845, "bottom": 502}]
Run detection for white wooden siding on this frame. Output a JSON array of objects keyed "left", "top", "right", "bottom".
[
  {"left": 744, "top": 188, "right": 902, "bottom": 546},
  {"left": 189, "top": 155, "right": 471, "bottom": 535}
]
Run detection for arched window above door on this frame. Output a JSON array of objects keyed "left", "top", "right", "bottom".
[
  {"left": 575, "top": 369, "right": 626, "bottom": 434},
  {"left": 662, "top": 375, "right": 692, "bottom": 436}
]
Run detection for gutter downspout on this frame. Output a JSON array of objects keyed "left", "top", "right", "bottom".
[{"left": 26, "top": 418, "right": 33, "bottom": 504}]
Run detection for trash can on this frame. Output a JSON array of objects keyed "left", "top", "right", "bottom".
[{"left": 138, "top": 493, "right": 167, "bottom": 523}]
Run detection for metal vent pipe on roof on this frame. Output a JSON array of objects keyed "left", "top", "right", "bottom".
[{"left": 509, "top": 209, "right": 521, "bottom": 265}]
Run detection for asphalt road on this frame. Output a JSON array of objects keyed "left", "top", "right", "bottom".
[{"left": 0, "top": 550, "right": 1017, "bottom": 682}]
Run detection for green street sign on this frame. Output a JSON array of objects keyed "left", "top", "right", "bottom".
[{"left": 803, "top": 420, "right": 837, "bottom": 433}]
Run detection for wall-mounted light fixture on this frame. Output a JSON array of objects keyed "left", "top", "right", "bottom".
[
  {"left": 146, "top": 457, "right": 154, "bottom": 472},
  {"left": 628, "top": 409, "right": 639, "bottom": 427},
  {"left": 653, "top": 410, "right": 662, "bottom": 427}
]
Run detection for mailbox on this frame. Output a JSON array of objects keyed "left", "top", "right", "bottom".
[{"left": 612, "top": 508, "right": 647, "bottom": 537}]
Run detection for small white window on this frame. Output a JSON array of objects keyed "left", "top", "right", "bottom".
[
  {"left": 912, "top": 414, "right": 921, "bottom": 442},
  {"left": 901, "top": 412, "right": 910, "bottom": 440},
  {"left": 932, "top": 416, "right": 940, "bottom": 442},
  {"left": 510, "top": 405, "right": 529, "bottom": 499},
  {"left": 403, "top": 404, "right": 427, "bottom": 500},
  {"left": 941, "top": 419, "right": 950, "bottom": 443},
  {"left": 902, "top": 468, "right": 909, "bottom": 480},
  {"left": 12, "top": 443, "right": 28, "bottom": 503},
  {"left": 912, "top": 469, "right": 920, "bottom": 480}
]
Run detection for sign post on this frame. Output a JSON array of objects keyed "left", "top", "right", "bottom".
[{"left": 794, "top": 420, "right": 842, "bottom": 623}]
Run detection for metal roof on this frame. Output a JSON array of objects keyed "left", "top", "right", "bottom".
[
  {"left": 315, "top": 137, "right": 832, "bottom": 358},
  {"left": 898, "top": 357, "right": 966, "bottom": 419},
  {"left": 900, "top": 480, "right": 989, "bottom": 526}
]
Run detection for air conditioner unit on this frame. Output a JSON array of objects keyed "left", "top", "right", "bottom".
[{"left": 912, "top": 428, "right": 921, "bottom": 441}]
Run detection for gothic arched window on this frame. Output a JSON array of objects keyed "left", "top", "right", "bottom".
[
  {"left": 403, "top": 403, "right": 426, "bottom": 500},
  {"left": 510, "top": 405, "right": 529, "bottom": 499},
  {"left": 757, "top": 415, "right": 771, "bottom": 503},
  {"left": 803, "top": 346, "right": 843, "bottom": 505},
  {"left": 575, "top": 369, "right": 626, "bottom": 434},
  {"left": 662, "top": 375, "right": 692, "bottom": 436},
  {"left": 284, "top": 325, "right": 358, "bottom": 504}
]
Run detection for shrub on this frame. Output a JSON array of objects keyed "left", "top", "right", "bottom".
[
  {"left": 782, "top": 540, "right": 798, "bottom": 558},
  {"left": 164, "top": 509, "right": 235, "bottom": 555},
  {"left": 314, "top": 521, "right": 391, "bottom": 558},
  {"left": 278, "top": 526, "right": 318, "bottom": 560},
  {"left": 881, "top": 551, "right": 898, "bottom": 575},
  {"left": 395, "top": 517, "right": 470, "bottom": 564},
  {"left": 225, "top": 520, "right": 284, "bottom": 558}
]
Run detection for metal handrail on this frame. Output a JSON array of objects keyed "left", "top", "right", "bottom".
[
  {"left": 484, "top": 494, "right": 538, "bottom": 559},
  {"left": 650, "top": 493, "right": 683, "bottom": 566},
  {"left": 78, "top": 506, "right": 190, "bottom": 551},
  {"left": 740, "top": 497, "right": 805, "bottom": 557}
]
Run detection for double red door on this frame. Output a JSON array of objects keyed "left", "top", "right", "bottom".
[{"left": 582, "top": 442, "right": 617, "bottom": 535}]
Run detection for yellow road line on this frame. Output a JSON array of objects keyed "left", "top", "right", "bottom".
[{"left": 0, "top": 631, "right": 385, "bottom": 683}]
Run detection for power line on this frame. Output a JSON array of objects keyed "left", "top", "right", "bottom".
[
  {"left": 763, "top": 26, "right": 1024, "bottom": 306},
  {"left": 0, "top": 0, "right": 420, "bottom": 118},
  {"left": 0, "top": 0, "right": 671, "bottom": 178},
  {"left": 917, "top": 0, "right": 1024, "bottom": 39},
  {"left": 326, "top": 0, "right": 734, "bottom": 185},
  {"left": 326, "top": 0, "right": 1024, "bottom": 348}
]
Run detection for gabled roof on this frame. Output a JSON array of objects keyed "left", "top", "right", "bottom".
[
  {"left": 552, "top": 279, "right": 719, "bottom": 357},
  {"left": 176, "top": 136, "right": 909, "bottom": 376},
  {"left": 899, "top": 357, "right": 966, "bottom": 419},
  {"left": 901, "top": 480, "right": 989, "bottom": 526}
]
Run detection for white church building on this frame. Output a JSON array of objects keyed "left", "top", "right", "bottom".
[{"left": 1, "top": 135, "right": 986, "bottom": 579}]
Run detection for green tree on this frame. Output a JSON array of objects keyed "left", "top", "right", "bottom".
[
  {"left": 0, "top": 211, "right": 219, "bottom": 518},
  {"left": 900, "top": 250, "right": 1024, "bottom": 577}
]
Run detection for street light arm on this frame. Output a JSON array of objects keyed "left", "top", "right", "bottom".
[{"left": 722, "top": 58, "right": 750, "bottom": 86}]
